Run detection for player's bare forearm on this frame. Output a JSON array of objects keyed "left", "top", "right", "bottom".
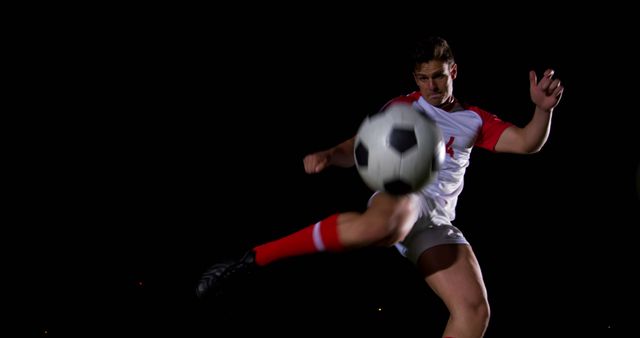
[
  {"left": 495, "top": 108, "right": 553, "bottom": 154},
  {"left": 329, "top": 136, "right": 356, "bottom": 167},
  {"left": 303, "top": 137, "right": 356, "bottom": 174},
  {"left": 521, "top": 107, "right": 553, "bottom": 153}
]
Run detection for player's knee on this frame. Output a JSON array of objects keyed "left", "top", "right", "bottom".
[
  {"left": 362, "top": 197, "right": 419, "bottom": 246},
  {"left": 453, "top": 295, "right": 490, "bottom": 328},
  {"left": 473, "top": 298, "right": 490, "bottom": 325},
  {"left": 345, "top": 193, "right": 420, "bottom": 247},
  {"left": 473, "top": 300, "right": 490, "bottom": 331}
]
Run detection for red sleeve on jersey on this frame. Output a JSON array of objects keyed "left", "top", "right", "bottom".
[
  {"left": 467, "top": 105, "right": 513, "bottom": 152},
  {"left": 379, "top": 91, "right": 422, "bottom": 113}
]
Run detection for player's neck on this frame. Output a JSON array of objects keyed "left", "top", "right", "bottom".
[{"left": 438, "top": 97, "right": 459, "bottom": 112}]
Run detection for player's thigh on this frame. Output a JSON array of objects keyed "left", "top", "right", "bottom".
[
  {"left": 340, "top": 192, "right": 420, "bottom": 245},
  {"left": 366, "top": 192, "right": 420, "bottom": 219},
  {"left": 418, "top": 244, "right": 488, "bottom": 309}
]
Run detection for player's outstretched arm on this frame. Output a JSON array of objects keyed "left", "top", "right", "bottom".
[
  {"left": 303, "top": 136, "right": 356, "bottom": 174},
  {"left": 495, "top": 69, "right": 564, "bottom": 154}
]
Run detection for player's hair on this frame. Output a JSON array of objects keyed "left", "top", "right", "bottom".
[{"left": 411, "top": 36, "right": 455, "bottom": 68}]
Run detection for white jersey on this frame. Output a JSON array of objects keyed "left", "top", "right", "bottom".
[{"left": 387, "top": 92, "right": 513, "bottom": 225}]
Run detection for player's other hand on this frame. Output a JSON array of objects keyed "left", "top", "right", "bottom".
[
  {"left": 303, "top": 150, "right": 331, "bottom": 174},
  {"left": 529, "top": 69, "right": 564, "bottom": 112}
]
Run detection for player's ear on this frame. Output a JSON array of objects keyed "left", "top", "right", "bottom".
[{"left": 450, "top": 63, "right": 458, "bottom": 80}]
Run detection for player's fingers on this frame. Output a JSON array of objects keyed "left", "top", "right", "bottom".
[
  {"left": 538, "top": 69, "right": 555, "bottom": 90},
  {"left": 303, "top": 155, "right": 326, "bottom": 173},
  {"left": 529, "top": 70, "right": 537, "bottom": 87},
  {"left": 313, "top": 158, "right": 328, "bottom": 173},
  {"left": 303, "top": 156, "right": 316, "bottom": 173},
  {"left": 547, "top": 79, "right": 561, "bottom": 94},
  {"left": 552, "top": 85, "right": 564, "bottom": 99}
]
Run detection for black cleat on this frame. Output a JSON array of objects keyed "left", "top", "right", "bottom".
[{"left": 196, "top": 250, "right": 258, "bottom": 299}]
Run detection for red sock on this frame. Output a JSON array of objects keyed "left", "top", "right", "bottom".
[{"left": 253, "top": 213, "right": 343, "bottom": 266}]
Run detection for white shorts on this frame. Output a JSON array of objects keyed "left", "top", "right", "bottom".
[
  {"left": 395, "top": 217, "right": 468, "bottom": 264},
  {"left": 368, "top": 191, "right": 468, "bottom": 264}
]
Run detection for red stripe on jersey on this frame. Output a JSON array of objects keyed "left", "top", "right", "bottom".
[{"left": 465, "top": 105, "right": 513, "bottom": 151}]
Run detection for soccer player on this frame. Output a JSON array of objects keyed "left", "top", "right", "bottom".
[{"left": 197, "top": 36, "right": 563, "bottom": 338}]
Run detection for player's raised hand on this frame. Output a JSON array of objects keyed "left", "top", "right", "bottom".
[
  {"left": 303, "top": 150, "right": 332, "bottom": 174},
  {"left": 529, "top": 69, "right": 564, "bottom": 112}
]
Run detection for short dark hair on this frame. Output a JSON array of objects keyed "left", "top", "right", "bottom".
[{"left": 411, "top": 36, "right": 455, "bottom": 69}]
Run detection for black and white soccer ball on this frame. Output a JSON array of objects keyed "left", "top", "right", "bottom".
[{"left": 354, "top": 102, "right": 445, "bottom": 195}]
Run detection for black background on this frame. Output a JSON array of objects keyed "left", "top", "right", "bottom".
[{"left": 13, "top": 6, "right": 638, "bottom": 337}]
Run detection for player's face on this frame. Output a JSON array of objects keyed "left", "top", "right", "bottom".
[{"left": 414, "top": 61, "right": 457, "bottom": 107}]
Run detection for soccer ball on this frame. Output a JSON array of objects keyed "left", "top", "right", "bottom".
[{"left": 354, "top": 102, "right": 444, "bottom": 195}]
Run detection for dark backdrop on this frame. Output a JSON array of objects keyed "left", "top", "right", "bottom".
[{"left": 15, "top": 7, "right": 638, "bottom": 337}]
